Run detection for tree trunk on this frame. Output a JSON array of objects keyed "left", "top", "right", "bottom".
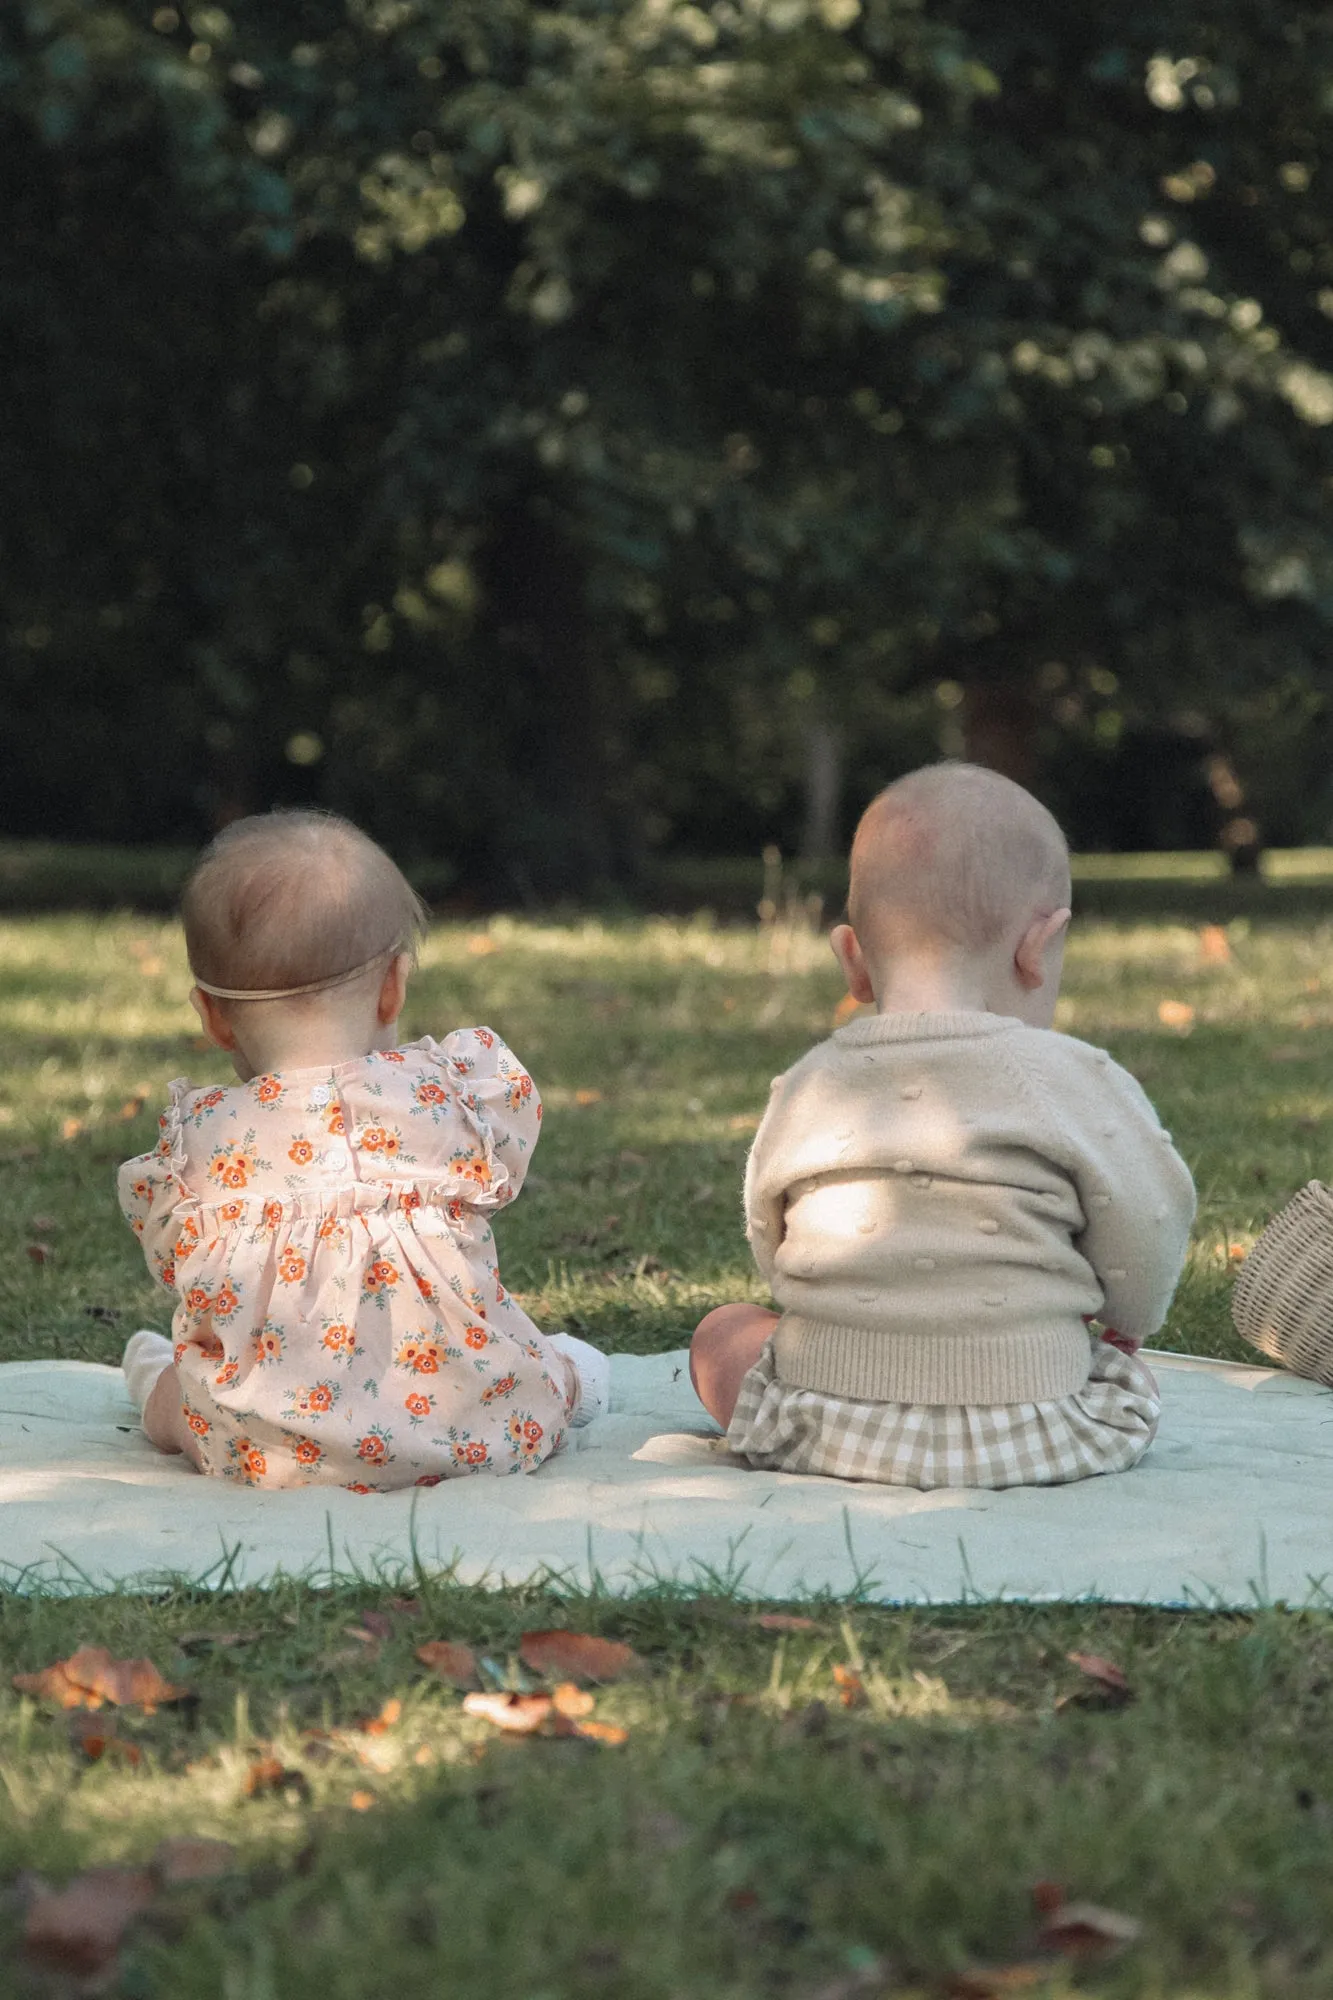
[
  {"left": 800, "top": 719, "right": 844, "bottom": 863},
  {"left": 960, "top": 673, "right": 1039, "bottom": 786}
]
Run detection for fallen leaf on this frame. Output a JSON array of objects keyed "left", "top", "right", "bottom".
[
  {"left": 1198, "top": 924, "right": 1232, "bottom": 964},
  {"left": 569, "top": 1717, "right": 629, "bottom": 1746},
  {"left": 415, "top": 1640, "right": 480, "bottom": 1688},
  {"left": 1030, "top": 1881, "right": 1066, "bottom": 1916},
  {"left": 119, "top": 1095, "right": 148, "bottom": 1121},
  {"left": 1037, "top": 1901, "right": 1141, "bottom": 1955},
  {"left": 343, "top": 1622, "right": 384, "bottom": 1648},
  {"left": 24, "top": 1242, "right": 52, "bottom": 1264},
  {"left": 946, "top": 1966, "right": 1051, "bottom": 1997},
  {"left": 357, "top": 1697, "right": 403, "bottom": 1736},
  {"left": 23, "top": 1868, "right": 155, "bottom": 1976},
  {"left": 60, "top": 1116, "right": 85, "bottom": 1140},
  {"left": 349, "top": 1789, "right": 377, "bottom": 1811},
  {"left": 755, "top": 1613, "right": 818, "bottom": 1633},
  {"left": 551, "top": 1682, "right": 595, "bottom": 1719},
  {"left": 462, "top": 1691, "right": 554, "bottom": 1734},
  {"left": 466, "top": 934, "right": 499, "bottom": 956},
  {"left": 1228, "top": 1243, "right": 1247, "bottom": 1262},
  {"left": 574, "top": 1088, "right": 603, "bottom": 1106},
  {"left": 1056, "top": 1652, "right": 1134, "bottom": 1713},
  {"left": 69, "top": 1721, "right": 142, "bottom": 1768},
  {"left": 832, "top": 1664, "right": 866, "bottom": 1709},
  {"left": 151, "top": 1837, "right": 237, "bottom": 1886},
  {"left": 1157, "top": 1000, "right": 1195, "bottom": 1031},
  {"left": 13, "top": 1646, "right": 191, "bottom": 1713},
  {"left": 243, "top": 1756, "right": 310, "bottom": 1802},
  {"left": 519, "top": 1630, "right": 642, "bottom": 1683}
]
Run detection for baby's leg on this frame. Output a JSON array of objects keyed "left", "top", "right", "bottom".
[
  {"left": 690, "top": 1304, "right": 779, "bottom": 1428},
  {"left": 122, "top": 1333, "right": 204, "bottom": 1470}
]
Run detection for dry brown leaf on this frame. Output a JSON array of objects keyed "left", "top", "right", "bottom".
[
  {"left": 551, "top": 1682, "right": 595, "bottom": 1719},
  {"left": 60, "top": 1116, "right": 85, "bottom": 1141},
  {"left": 119, "top": 1095, "right": 148, "bottom": 1121},
  {"left": 357, "top": 1697, "right": 403, "bottom": 1737},
  {"left": 24, "top": 1242, "right": 52, "bottom": 1265},
  {"left": 1065, "top": 1651, "right": 1130, "bottom": 1694},
  {"left": 13, "top": 1645, "right": 190, "bottom": 1713},
  {"left": 1157, "top": 1000, "right": 1195, "bottom": 1030},
  {"left": 1037, "top": 1901, "right": 1141, "bottom": 1955},
  {"left": 465, "top": 934, "right": 499, "bottom": 956},
  {"left": 574, "top": 1088, "right": 603, "bottom": 1106},
  {"left": 415, "top": 1639, "right": 480, "bottom": 1688},
  {"left": 243, "top": 1756, "right": 310, "bottom": 1802},
  {"left": 1198, "top": 924, "right": 1232, "bottom": 963},
  {"left": 23, "top": 1867, "right": 156, "bottom": 1976},
  {"left": 570, "top": 1717, "right": 629, "bottom": 1746},
  {"left": 1030, "top": 1880, "right": 1066, "bottom": 1915},
  {"left": 152, "top": 1837, "right": 237, "bottom": 1886},
  {"left": 1057, "top": 1652, "right": 1134, "bottom": 1713},
  {"left": 356, "top": 1610, "right": 396, "bottom": 1640},
  {"left": 349, "top": 1789, "right": 377, "bottom": 1811},
  {"left": 70, "top": 1722, "right": 141, "bottom": 1768},
  {"left": 518, "top": 1630, "right": 642, "bottom": 1683},
  {"left": 946, "top": 1965, "right": 1052, "bottom": 1997},
  {"left": 755, "top": 1613, "right": 818, "bottom": 1633},
  {"left": 832, "top": 1663, "right": 866, "bottom": 1709},
  {"left": 462, "top": 1691, "right": 554, "bottom": 1734}
]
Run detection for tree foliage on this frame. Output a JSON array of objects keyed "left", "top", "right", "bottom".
[{"left": 3, "top": 0, "right": 1332, "bottom": 888}]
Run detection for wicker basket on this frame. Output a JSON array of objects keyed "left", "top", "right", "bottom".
[{"left": 1231, "top": 1180, "right": 1333, "bottom": 1385}]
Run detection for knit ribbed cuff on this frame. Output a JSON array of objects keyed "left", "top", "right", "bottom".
[{"left": 772, "top": 1316, "right": 1093, "bottom": 1407}]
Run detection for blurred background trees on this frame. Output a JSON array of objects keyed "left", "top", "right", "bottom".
[{"left": 3, "top": 0, "right": 1333, "bottom": 897}]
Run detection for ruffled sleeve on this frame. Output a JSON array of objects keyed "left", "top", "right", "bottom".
[
  {"left": 116, "top": 1082, "right": 197, "bottom": 1292},
  {"left": 416, "top": 1028, "right": 542, "bottom": 1206}
]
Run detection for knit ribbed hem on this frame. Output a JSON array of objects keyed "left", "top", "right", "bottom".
[{"left": 771, "top": 1315, "right": 1093, "bottom": 1406}]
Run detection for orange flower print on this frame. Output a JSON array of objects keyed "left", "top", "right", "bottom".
[
  {"left": 218, "top": 1201, "right": 245, "bottom": 1224},
  {"left": 453, "top": 1439, "right": 490, "bottom": 1469},
  {"left": 292, "top": 1438, "right": 323, "bottom": 1468},
  {"left": 229, "top": 1436, "right": 267, "bottom": 1482},
  {"left": 261, "top": 1199, "right": 284, "bottom": 1233},
  {"left": 327, "top": 1106, "right": 346, "bottom": 1137},
  {"left": 356, "top": 1431, "right": 389, "bottom": 1465},
  {"left": 404, "top": 1392, "right": 432, "bottom": 1418},
  {"left": 474, "top": 1029, "right": 494, "bottom": 1049},
  {"left": 254, "top": 1324, "right": 285, "bottom": 1365},
  {"left": 131, "top": 1178, "right": 151, "bottom": 1202},
  {"left": 397, "top": 1188, "right": 423, "bottom": 1214},
  {"left": 184, "top": 1407, "right": 211, "bottom": 1437},
  {"left": 416, "top": 1473, "right": 444, "bottom": 1487},
  {"left": 380, "top": 1049, "right": 407, "bottom": 1063},
  {"left": 196, "top": 1331, "right": 224, "bottom": 1361},
  {"left": 506, "top": 1413, "right": 545, "bottom": 1460},
  {"left": 159, "top": 1259, "right": 176, "bottom": 1286},
  {"left": 364, "top": 1258, "right": 399, "bottom": 1295},
  {"left": 195, "top": 1088, "right": 225, "bottom": 1114},
  {"left": 294, "top": 1381, "right": 337, "bottom": 1417},
  {"left": 212, "top": 1283, "right": 240, "bottom": 1319},
  {"left": 254, "top": 1075, "right": 282, "bottom": 1105},
  {"left": 481, "top": 1372, "right": 517, "bottom": 1404},
  {"left": 318, "top": 1214, "right": 346, "bottom": 1242},
  {"left": 414, "top": 1080, "right": 447, "bottom": 1109},
  {"left": 446, "top": 1199, "right": 465, "bottom": 1224},
  {"left": 215, "top": 1358, "right": 240, "bottom": 1388},
  {"left": 357, "top": 1124, "right": 401, "bottom": 1158},
  {"left": 345, "top": 1481, "right": 373, "bottom": 1494},
  {"left": 464, "top": 1325, "right": 489, "bottom": 1351},
  {"left": 504, "top": 1071, "right": 533, "bottom": 1111},
  {"left": 278, "top": 1248, "right": 307, "bottom": 1285},
  {"left": 320, "top": 1322, "right": 356, "bottom": 1360},
  {"left": 174, "top": 1340, "right": 189, "bottom": 1365},
  {"left": 207, "top": 1143, "right": 256, "bottom": 1191},
  {"left": 288, "top": 1138, "right": 314, "bottom": 1168},
  {"left": 413, "top": 1271, "right": 437, "bottom": 1305},
  {"left": 395, "top": 1335, "right": 443, "bottom": 1375},
  {"left": 184, "top": 1285, "right": 211, "bottom": 1316},
  {"left": 455, "top": 1155, "right": 492, "bottom": 1189}
]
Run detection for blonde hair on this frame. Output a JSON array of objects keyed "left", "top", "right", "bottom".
[
  {"left": 182, "top": 810, "right": 427, "bottom": 1000},
  {"left": 848, "top": 764, "right": 1070, "bottom": 955}
]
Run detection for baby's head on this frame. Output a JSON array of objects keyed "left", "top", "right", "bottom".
[
  {"left": 182, "top": 810, "right": 427, "bottom": 1076},
  {"left": 833, "top": 764, "right": 1072, "bottom": 1026}
]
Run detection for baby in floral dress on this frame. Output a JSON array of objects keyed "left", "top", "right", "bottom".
[{"left": 119, "top": 809, "right": 607, "bottom": 1491}]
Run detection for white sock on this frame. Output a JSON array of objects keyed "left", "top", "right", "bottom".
[
  {"left": 546, "top": 1331, "right": 611, "bottom": 1428},
  {"left": 122, "top": 1330, "right": 175, "bottom": 1413}
]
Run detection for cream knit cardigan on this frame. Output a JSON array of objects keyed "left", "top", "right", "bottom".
[{"left": 744, "top": 1012, "right": 1197, "bottom": 1406}]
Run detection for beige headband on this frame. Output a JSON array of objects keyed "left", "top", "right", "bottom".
[{"left": 192, "top": 945, "right": 400, "bottom": 1004}]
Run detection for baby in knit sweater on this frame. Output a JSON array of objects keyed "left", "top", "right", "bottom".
[{"left": 691, "top": 763, "right": 1197, "bottom": 1488}]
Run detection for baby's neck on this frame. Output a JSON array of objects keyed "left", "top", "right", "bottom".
[
  {"left": 229, "top": 1007, "right": 395, "bottom": 1081},
  {"left": 870, "top": 954, "right": 994, "bottom": 1017}
]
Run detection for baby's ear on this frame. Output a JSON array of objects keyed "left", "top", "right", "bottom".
[
  {"left": 190, "top": 986, "right": 238, "bottom": 1052},
  {"left": 1014, "top": 907, "right": 1071, "bottom": 991},
  {"left": 830, "top": 924, "right": 876, "bottom": 1005}
]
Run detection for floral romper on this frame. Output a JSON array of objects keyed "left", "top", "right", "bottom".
[{"left": 118, "top": 1032, "right": 573, "bottom": 1491}]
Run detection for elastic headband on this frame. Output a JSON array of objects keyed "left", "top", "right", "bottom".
[{"left": 192, "top": 945, "right": 400, "bottom": 1004}]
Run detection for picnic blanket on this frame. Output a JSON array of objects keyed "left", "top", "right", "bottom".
[{"left": 1, "top": 1351, "right": 1330, "bottom": 1606}]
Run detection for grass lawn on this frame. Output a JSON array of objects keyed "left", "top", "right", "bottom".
[{"left": 1, "top": 902, "right": 1332, "bottom": 1996}]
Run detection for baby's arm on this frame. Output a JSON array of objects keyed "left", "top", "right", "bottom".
[
  {"left": 430, "top": 1028, "right": 542, "bottom": 1200},
  {"left": 742, "top": 1091, "right": 789, "bottom": 1286},
  {"left": 1039, "top": 1045, "right": 1197, "bottom": 1347},
  {"left": 117, "top": 1109, "right": 190, "bottom": 1292}
]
